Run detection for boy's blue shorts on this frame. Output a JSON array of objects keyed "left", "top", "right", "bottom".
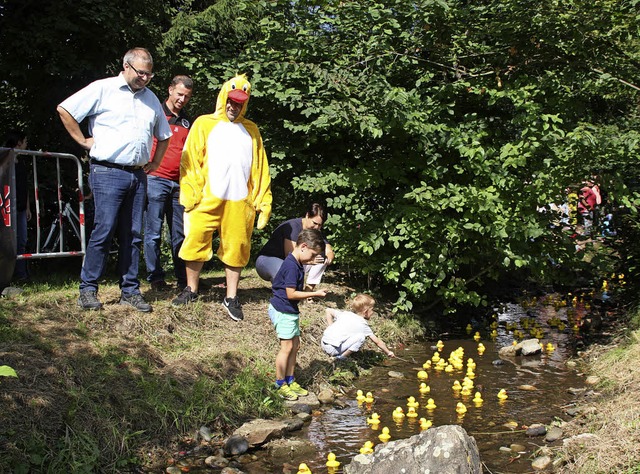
[{"left": 268, "top": 304, "right": 300, "bottom": 340}]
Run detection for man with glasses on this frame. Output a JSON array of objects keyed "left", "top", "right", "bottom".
[
  {"left": 57, "top": 47, "right": 172, "bottom": 312},
  {"left": 256, "top": 202, "right": 334, "bottom": 290}
]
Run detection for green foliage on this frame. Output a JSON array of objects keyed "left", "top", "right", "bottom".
[{"left": 3, "top": 0, "right": 640, "bottom": 311}]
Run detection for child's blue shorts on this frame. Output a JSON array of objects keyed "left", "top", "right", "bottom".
[{"left": 268, "top": 304, "right": 300, "bottom": 339}]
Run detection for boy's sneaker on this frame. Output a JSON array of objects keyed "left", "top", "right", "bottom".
[
  {"left": 120, "top": 293, "right": 152, "bottom": 312},
  {"left": 222, "top": 296, "right": 244, "bottom": 321},
  {"left": 288, "top": 381, "right": 308, "bottom": 396},
  {"left": 172, "top": 286, "right": 198, "bottom": 306},
  {"left": 277, "top": 384, "right": 298, "bottom": 401},
  {"left": 78, "top": 291, "right": 103, "bottom": 310}
]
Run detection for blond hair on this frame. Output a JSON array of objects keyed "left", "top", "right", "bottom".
[{"left": 350, "top": 293, "right": 376, "bottom": 314}]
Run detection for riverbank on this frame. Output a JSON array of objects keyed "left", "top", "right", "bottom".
[
  {"left": 556, "top": 307, "right": 640, "bottom": 473},
  {"left": 0, "top": 267, "right": 424, "bottom": 472}
]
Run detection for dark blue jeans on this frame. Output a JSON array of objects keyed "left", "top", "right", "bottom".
[
  {"left": 80, "top": 164, "right": 146, "bottom": 296},
  {"left": 143, "top": 175, "right": 186, "bottom": 286}
]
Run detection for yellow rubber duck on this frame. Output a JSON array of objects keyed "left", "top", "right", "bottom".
[
  {"left": 445, "top": 364, "right": 454, "bottom": 373},
  {"left": 326, "top": 452, "right": 340, "bottom": 468},
  {"left": 419, "top": 382, "right": 430, "bottom": 394},
  {"left": 490, "top": 329, "right": 498, "bottom": 338},
  {"left": 473, "top": 392, "right": 483, "bottom": 404},
  {"left": 460, "top": 386, "right": 472, "bottom": 396},
  {"left": 477, "top": 343, "right": 486, "bottom": 355},
  {"left": 297, "top": 463, "right": 312, "bottom": 474},
  {"left": 407, "top": 396, "right": 419, "bottom": 408},
  {"left": 417, "top": 370, "right": 429, "bottom": 380},
  {"left": 392, "top": 407, "right": 405, "bottom": 421},
  {"left": 406, "top": 407, "right": 418, "bottom": 418},
  {"left": 546, "top": 342, "right": 555, "bottom": 352},
  {"left": 364, "top": 392, "right": 374, "bottom": 404},
  {"left": 356, "top": 389, "right": 366, "bottom": 404},
  {"left": 466, "top": 367, "right": 475, "bottom": 378},
  {"left": 378, "top": 426, "right": 391, "bottom": 442},
  {"left": 422, "top": 360, "right": 431, "bottom": 369},
  {"left": 473, "top": 331, "right": 481, "bottom": 342},
  {"left": 434, "top": 359, "right": 446, "bottom": 371},
  {"left": 452, "top": 380, "right": 462, "bottom": 391},
  {"left": 490, "top": 320, "right": 499, "bottom": 329},
  {"left": 466, "top": 323, "right": 473, "bottom": 333},
  {"left": 467, "top": 358, "right": 476, "bottom": 369},
  {"left": 367, "top": 413, "right": 381, "bottom": 425},
  {"left": 456, "top": 402, "right": 467, "bottom": 415},
  {"left": 497, "top": 389, "right": 509, "bottom": 400},
  {"left": 419, "top": 418, "right": 432, "bottom": 430},
  {"left": 431, "top": 352, "right": 441, "bottom": 362},
  {"left": 436, "top": 340, "right": 445, "bottom": 350},
  {"left": 425, "top": 398, "right": 437, "bottom": 410},
  {"left": 360, "top": 440, "right": 374, "bottom": 454},
  {"left": 462, "top": 377, "right": 474, "bottom": 389}
]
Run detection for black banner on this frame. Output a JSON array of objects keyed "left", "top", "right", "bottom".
[{"left": 0, "top": 147, "right": 16, "bottom": 289}]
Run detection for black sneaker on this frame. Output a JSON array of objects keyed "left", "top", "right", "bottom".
[
  {"left": 222, "top": 296, "right": 244, "bottom": 321},
  {"left": 78, "top": 291, "right": 103, "bottom": 310},
  {"left": 172, "top": 286, "right": 198, "bottom": 306},
  {"left": 120, "top": 293, "right": 152, "bottom": 312}
]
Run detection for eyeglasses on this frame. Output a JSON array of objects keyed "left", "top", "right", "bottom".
[{"left": 127, "top": 62, "right": 154, "bottom": 79}]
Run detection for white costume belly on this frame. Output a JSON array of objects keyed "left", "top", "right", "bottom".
[{"left": 206, "top": 122, "right": 253, "bottom": 200}]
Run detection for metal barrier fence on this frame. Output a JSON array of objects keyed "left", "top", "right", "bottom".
[{"left": 0, "top": 148, "right": 86, "bottom": 287}]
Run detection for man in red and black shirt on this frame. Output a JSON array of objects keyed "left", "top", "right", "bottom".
[{"left": 144, "top": 75, "right": 193, "bottom": 290}]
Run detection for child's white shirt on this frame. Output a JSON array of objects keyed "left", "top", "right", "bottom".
[{"left": 322, "top": 310, "right": 374, "bottom": 346}]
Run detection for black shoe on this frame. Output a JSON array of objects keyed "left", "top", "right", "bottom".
[
  {"left": 172, "top": 286, "right": 198, "bottom": 306},
  {"left": 78, "top": 291, "right": 103, "bottom": 310},
  {"left": 150, "top": 280, "right": 169, "bottom": 291},
  {"left": 120, "top": 293, "right": 152, "bottom": 312},
  {"left": 222, "top": 296, "right": 244, "bottom": 321}
]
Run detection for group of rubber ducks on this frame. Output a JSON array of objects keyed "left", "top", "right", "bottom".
[{"left": 355, "top": 390, "right": 375, "bottom": 404}]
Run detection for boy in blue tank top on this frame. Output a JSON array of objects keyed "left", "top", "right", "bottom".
[{"left": 269, "top": 228, "right": 328, "bottom": 400}]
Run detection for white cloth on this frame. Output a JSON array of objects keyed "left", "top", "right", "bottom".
[
  {"left": 206, "top": 121, "right": 253, "bottom": 200},
  {"left": 322, "top": 310, "right": 373, "bottom": 350},
  {"left": 59, "top": 74, "right": 172, "bottom": 166}
]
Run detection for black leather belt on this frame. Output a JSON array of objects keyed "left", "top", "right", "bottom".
[{"left": 90, "top": 159, "right": 143, "bottom": 172}]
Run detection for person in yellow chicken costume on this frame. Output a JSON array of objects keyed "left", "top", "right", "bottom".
[{"left": 173, "top": 74, "right": 272, "bottom": 321}]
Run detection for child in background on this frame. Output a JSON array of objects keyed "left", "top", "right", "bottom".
[
  {"left": 322, "top": 294, "right": 395, "bottom": 360},
  {"left": 269, "top": 228, "right": 328, "bottom": 401}
]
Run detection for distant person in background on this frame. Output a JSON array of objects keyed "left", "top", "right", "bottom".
[
  {"left": 57, "top": 47, "right": 172, "bottom": 312},
  {"left": 256, "top": 202, "right": 335, "bottom": 291},
  {"left": 578, "top": 179, "right": 601, "bottom": 236},
  {"left": 144, "top": 75, "right": 193, "bottom": 291},
  {"left": 4, "top": 130, "right": 30, "bottom": 282}
]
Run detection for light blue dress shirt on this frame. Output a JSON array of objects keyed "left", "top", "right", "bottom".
[{"left": 58, "top": 74, "right": 172, "bottom": 167}]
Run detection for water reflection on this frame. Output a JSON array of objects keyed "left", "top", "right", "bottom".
[{"left": 301, "top": 296, "right": 586, "bottom": 473}]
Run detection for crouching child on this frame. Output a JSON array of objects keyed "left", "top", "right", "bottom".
[{"left": 321, "top": 294, "right": 395, "bottom": 360}]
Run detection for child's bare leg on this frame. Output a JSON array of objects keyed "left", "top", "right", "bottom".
[
  {"left": 276, "top": 338, "right": 294, "bottom": 381},
  {"left": 286, "top": 336, "right": 300, "bottom": 377}
]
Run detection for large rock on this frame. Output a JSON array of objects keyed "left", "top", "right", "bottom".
[
  {"left": 232, "top": 418, "right": 302, "bottom": 447},
  {"left": 344, "top": 425, "right": 481, "bottom": 474}
]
